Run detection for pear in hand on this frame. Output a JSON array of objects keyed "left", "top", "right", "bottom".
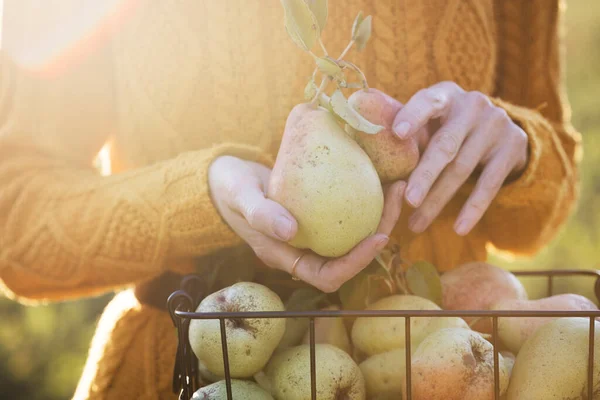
[
  {"left": 441, "top": 262, "right": 527, "bottom": 332},
  {"left": 191, "top": 379, "right": 274, "bottom": 400},
  {"left": 348, "top": 88, "right": 420, "bottom": 183},
  {"left": 492, "top": 293, "right": 598, "bottom": 353},
  {"left": 268, "top": 105, "right": 384, "bottom": 258},
  {"left": 188, "top": 282, "right": 285, "bottom": 378},
  {"left": 264, "top": 344, "right": 366, "bottom": 400},
  {"left": 410, "top": 328, "right": 510, "bottom": 400}
]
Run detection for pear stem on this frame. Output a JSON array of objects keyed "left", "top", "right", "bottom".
[
  {"left": 310, "top": 77, "right": 331, "bottom": 107},
  {"left": 318, "top": 38, "right": 328, "bottom": 56},
  {"left": 338, "top": 60, "right": 369, "bottom": 89},
  {"left": 338, "top": 40, "right": 355, "bottom": 60}
]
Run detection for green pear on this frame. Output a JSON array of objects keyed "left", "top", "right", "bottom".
[
  {"left": 492, "top": 293, "right": 598, "bottom": 353},
  {"left": 191, "top": 379, "right": 274, "bottom": 399},
  {"left": 351, "top": 294, "right": 469, "bottom": 356},
  {"left": 506, "top": 317, "right": 600, "bottom": 400},
  {"left": 441, "top": 262, "right": 528, "bottom": 333},
  {"left": 265, "top": 344, "right": 366, "bottom": 400},
  {"left": 359, "top": 348, "right": 406, "bottom": 398},
  {"left": 348, "top": 88, "right": 420, "bottom": 183},
  {"left": 410, "top": 328, "right": 510, "bottom": 400},
  {"left": 188, "top": 282, "right": 286, "bottom": 378},
  {"left": 301, "top": 305, "right": 352, "bottom": 355},
  {"left": 267, "top": 105, "right": 384, "bottom": 258}
]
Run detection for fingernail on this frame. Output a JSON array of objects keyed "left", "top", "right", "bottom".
[
  {"left": 455, "top": 219, "right": 470, "bottom": 236},
  {"left": 376, "top": 235, "right": 389, "bottom": 250},
  {"left": 406, "top": 186, "right": 422, "bottom": 207},
  {"left": 274, "top": 216, "right": 293, "bottom": 240},
  {"left": 394, "top": 121, "right": 411, "bottom": 138},
  {"left": 409, "top": 213, "right": 427, "bottom": 233}
]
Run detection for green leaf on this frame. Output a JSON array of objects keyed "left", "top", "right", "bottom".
[
  {"left": 315, "top": 56, "right": 344, "bottom": 82},
  {"left": 339, "top": 260, "right": 395, "bottom": 311},
  {"left": 329, "top": 89, "right": 384, "bottom": 134},
  {"left": 285, "top": 287, "right": 327, "bottom": 311},
  {"left": 351, "top": 11, "right": 364, "bottom": 40},
  {"left": 304, "top": 78, "right": 318, "bottom": 100},
  {"left": 354, "top": 15, "right": 372, "bottom": 51},
  {"left": 281, "top": 0, "right": 320, "bottom": 51},
  {"left": 344, "top": 123, "right": 358, "bottom": 139},
  {"left": 405, "top": 261, "right": 443, "bottom": 306},
  {"left": 305, "top": 0, "right": 328, "bottom": 32}
]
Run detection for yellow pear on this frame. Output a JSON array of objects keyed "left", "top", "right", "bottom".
[
  {"left": 268, "top": 105, "right": 384, "bottom": 258},
  {"left": 301, "top": 305, "right": 352, "bottom": 355},
  {"left": 410, "top": 328, "right": 510, "bottom": 400},
  {"left": 188, "top": 282, "right": 285, "bottom": 378},
  {"left": 492, "top": 293, "right": 598, "bottom": 353},
  {"left": 506, "top": 317, "right": 600, "bottom": 400},
  {"left": 264, "top": 344, "right": 365, "bottom": 400},
  {"left": 348, "top": 88, "right": 420, "bottom": 183},
  {"left": 359, "top": 348, "right": 406, "bottom": 398},
  {"left": 441, "top": 262, "right": 528, "bottom": 332},
  {"left": 351, "top": 294, "right": 469, "bottom": 356},
  {"left": 191, "top": 379, "right": 274, "bottom": 400}
]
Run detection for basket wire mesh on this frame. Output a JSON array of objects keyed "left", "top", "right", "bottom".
[{"left": 168, "top": 269, "right": 600, "bottom": 400}]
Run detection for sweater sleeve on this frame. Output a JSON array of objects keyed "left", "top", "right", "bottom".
[
  {"left": 474, "top": 0, "right": 583, "bottom": 255},
  {"left": 0, "top": 2, "right": 274, "bottom": 302}
]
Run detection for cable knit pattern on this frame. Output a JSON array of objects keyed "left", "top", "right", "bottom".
[{"left": 0, "top": 1, "right": 582, "bottom": 399}]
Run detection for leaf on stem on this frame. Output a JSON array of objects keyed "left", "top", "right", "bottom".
[
  {"left": 281, "top": 0, "right": 320, "bottom": 51},
  {"left": 304, "top": 78, "right": 318, "bottom": 100},
  {"left": 339, "top": 259, "right": 396, "bottom": 311},
  {"left": 405, "top": 261, "right": 443, "bottom": 306},
  {"left": 315, "top": 56, "right": 345, "bottom": 82},
  {"left": 352, "top": 12, "right": 372, "bottom": 51},
  {"left": 305, "top": 0, "right": 328, "bottom": 32},
  {"left": 329, "top": 89, "right": 384, "bottom": 134}
]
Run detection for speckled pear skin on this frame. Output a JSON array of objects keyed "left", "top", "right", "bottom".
[
  {"left": 507, "top": 318, "right": 600, "bottom": 400},
  {"left": 268, "top": 106, "right": 384, "bottom": 258},
  {"left": 348, "top": 89, "right": 420, "bottom": 183},
  {"left": 265, "top": 344, "right": 366, "bottom": 400},
  {"left": 191, "top": 379, "right": 274, "bottom": 400}
]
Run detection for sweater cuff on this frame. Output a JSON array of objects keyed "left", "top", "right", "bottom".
[
  {"left": 163, "top": 143, "right": 275, "bottom": 259},
  {"left": 484, "top": 97, "right": 548, "bottom": 206}
]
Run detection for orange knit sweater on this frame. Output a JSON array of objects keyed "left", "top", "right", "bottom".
[{"left": 0, "top": 1, "right": 582, "bottom": 399}]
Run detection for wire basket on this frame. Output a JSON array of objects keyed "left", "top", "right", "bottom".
[{"left": 168, "top": 269, "right": 600, "bottom": 400}]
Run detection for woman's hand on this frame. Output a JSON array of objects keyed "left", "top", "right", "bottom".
[
  {"left": 208, "top": 155, "right": 405, "bottom": 293},
  {"left": 392, "top": 81, "right": 529, "bottom": 236}
]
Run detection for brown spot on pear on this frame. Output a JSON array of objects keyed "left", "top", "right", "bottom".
[
  {"left": 268, "top": 104, "right": 384, "bottom": 258},
  {"left": 441, "top": 262, "right": 528, "bottom": 333},
  {"left": 348, "top": 89, "right": 420, "bottom": 183},
  {"left": 491, "top": 293, "right": 599, "bottom": 353},
  {"left": 409, "top": 328, "right": 510, "bottom": 400},
  {"left": 188, "top": 282, "right": 286, "bottom": 378}
]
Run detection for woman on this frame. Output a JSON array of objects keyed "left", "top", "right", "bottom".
[{"left": 0, "top": 0, "right": 581, "bottom": 399}]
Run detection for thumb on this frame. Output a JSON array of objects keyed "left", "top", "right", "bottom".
[{"left": 228, "top": 164, "right": 299, "bottom": 242}]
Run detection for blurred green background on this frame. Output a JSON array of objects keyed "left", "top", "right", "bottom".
[{"left": 1, "top": 2, "right": 600, "bottom": 399}]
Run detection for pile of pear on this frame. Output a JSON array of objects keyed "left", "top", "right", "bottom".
[{"left": 187, "top": 262, "right": 600, "bottom": 400}]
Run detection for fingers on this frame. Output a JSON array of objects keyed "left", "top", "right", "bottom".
[
  {"left": 407, "top": 125, "right": 490, "bottom": 233},
  {"left": 377, "top": 180, "right": 407, "bottom": 235},
  {"left": 404, "top": 105, "right": 478, "bottom": 208},
  {"left": 392, "top": 81, "right": 463, "bottom": 139},
  {"left": 292, "top": 234, "right": 390, "bottom": 293},
  {"left": 454, "top": 149, "right": 514, "bottom": 236}
]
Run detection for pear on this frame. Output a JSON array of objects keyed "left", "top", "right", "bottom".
[
  {"left": 267, "top": 105, "right": 384, "bottom": 258},
  {"left": 301, "top": 305, "right": 352, "bottom": 355},
  {"left": 359, "top": 348, "right": 406, "bottom": 398},
  {"left": 188, "top": 282, "right": 286, "bottom": 378},
  {"left": 351, "top": 294, "right": 469, "bottom": 356},
  {"left": 492, "top": 293, "right": 599, "bottom": 353},
  {"left": 348, "top": 88, "right": 420, "bottom": 183},
  {"left": 191, "top": 379, "right": 274, "bottom": 399},
  {"left": 441, "top": 262, "right": 528, "bottom": 332},
  {"left": 410, "top": 328, "right": 510, "bottom": 400},
  {"left": 507, "top": 317, "right": 600, "bottom": 400},
  {"left": 265, "top": 344, "right": 366, "bottom": 400}
]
